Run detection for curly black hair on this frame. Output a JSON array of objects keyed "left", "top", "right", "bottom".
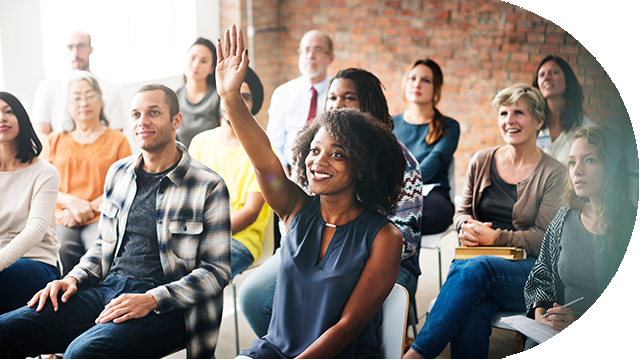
[{"left": 291, "top": 108, "right": 406, "bottom": 215}]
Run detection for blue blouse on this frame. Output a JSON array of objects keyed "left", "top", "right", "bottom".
[
  {"left": 240, "top": 196, "right": 391, "bottom": 359},
  {"left": 392, "top": 113, "right": 460, "bottom": 197}
]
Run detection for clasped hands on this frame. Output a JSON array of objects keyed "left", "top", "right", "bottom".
[
  {"left": 27, "top": 277, "right": 158, "bottom": 324},
  {"left": 57, "top": 196, "right": 99, "bottom": 227},
  {"left": 458, "top": 218, "right": 499, "bottom": 247}
]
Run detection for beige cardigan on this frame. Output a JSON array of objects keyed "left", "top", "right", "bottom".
[{"left": 454, "top": 146, "right": 565, "bottom": 258}]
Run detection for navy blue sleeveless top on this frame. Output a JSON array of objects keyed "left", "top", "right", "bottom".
[{"left": 240, "top": 196, "right": 391, "bottom": 358}]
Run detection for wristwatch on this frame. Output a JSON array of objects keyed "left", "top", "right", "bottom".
[{"left": 457, "top": 220, "right": 468, "bottom": 234}]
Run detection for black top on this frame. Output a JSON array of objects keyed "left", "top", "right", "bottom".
[
  {"left": 110, "top": 161, "right": 179, "bottom": 286},
  {"left": 477, "top": 155, "right": 517, "bottom": 231}
]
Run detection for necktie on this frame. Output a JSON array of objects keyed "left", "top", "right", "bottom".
[{"left": 306, "top": 87, "right": 317, "bottom": 124}]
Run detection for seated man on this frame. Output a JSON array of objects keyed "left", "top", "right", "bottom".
[
  {"left": 189, "top": 67, "right": 270, "bottom": 277},
  {"left": 0, "top": 84, "right": 231, "bottom": 359}
]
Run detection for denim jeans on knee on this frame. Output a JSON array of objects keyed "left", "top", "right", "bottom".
[
  {"left": 0, "top": 275, "right": 185, "bottom": 358},
  {"left": 411, "top": 256, "right": 536, "bottom": 358},
  {"left": 237, "top": 249, "right": 280, "bottom": 338},
  {"left": 0, "top": 258, "right": 60, "bottom": 314}
]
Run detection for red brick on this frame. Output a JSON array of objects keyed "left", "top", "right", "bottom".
[
  {"left": 434, "top": 10, "right": 450, "bottom": 20},
  {"left": 505, "top": 13, "right": 522, "bottom": 22}
]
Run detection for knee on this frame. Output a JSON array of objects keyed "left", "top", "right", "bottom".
[{"left": 447, "top": 257, "right": 494, "bottom": 284}]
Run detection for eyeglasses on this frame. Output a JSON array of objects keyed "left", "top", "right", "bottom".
[
  {"left": 297, "top": 47, "right": 329, "bottom": 56},
  {"left": 69, "top": 94, "right": 99, "bottom": 105},
  {"left": 241, "top": 93, "right": 254, "bottom": 102}
]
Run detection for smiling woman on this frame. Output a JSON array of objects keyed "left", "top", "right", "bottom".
[
  {"left": 40, "top": 71, "right": 131, "bottom": 275},
  {"left": 405, "top": 84, "right": 566, "bottom": 359},
  {"left": 0, "top": 91, "right": 61, "bottom": 314},
  {"left": 216, "top": 25, "right": 407, "bottom": 359}
]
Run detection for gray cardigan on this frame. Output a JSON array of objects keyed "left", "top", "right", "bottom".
[{"left": 454, "top": 146, "right": 566, "bottom": 257}]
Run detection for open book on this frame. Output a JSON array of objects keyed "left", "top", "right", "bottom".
[
  {"left": 500, "top": 315, "right": 560, "bottom": 344},
  {"left": 454, "top": 247, "right": 527, "bottom": 260}
]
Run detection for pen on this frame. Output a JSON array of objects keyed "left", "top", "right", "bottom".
[{"left": 540, "top": 296, "right": 584, "bottom": 319}]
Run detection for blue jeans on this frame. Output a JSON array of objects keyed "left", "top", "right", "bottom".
[
  {"left": 0, "top": 258, "right": 60, "bottom": 314},
  {"left": 231, "top": 238, "right": 255, "bottom": 278},
  {"left": 238, "top": 248, "right": 420, "bottom": 338},
  {"left": 411, "top": 256, "right": 536, "bottom": 359},
  {"left": 0, "top": 275, "right": 186, "bottom": 358}
]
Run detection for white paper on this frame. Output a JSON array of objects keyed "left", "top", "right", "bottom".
[{"left": 500, "top": 315, "right": 560, "bottom": 344}]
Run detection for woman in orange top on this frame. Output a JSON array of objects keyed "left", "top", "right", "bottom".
[{"left": 41, "top": 71, "right": 131, "bottom": 275}]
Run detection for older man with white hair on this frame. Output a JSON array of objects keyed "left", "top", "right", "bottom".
[
  {"left": 31, "top": 30, "right": 126, "bottom": 141},
  {"left": 266, "top": 30, "right": 334, "bottom": 170}
]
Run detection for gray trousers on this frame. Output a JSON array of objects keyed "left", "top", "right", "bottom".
[{"left": 56, "top": 222, "right": 99, "bottom": 276}]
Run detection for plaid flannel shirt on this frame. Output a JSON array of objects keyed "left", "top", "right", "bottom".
[{"left": 67, "top": 142, "right": 231, "bottom": 358}]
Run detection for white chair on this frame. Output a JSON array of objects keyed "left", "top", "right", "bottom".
[
  {"left": 380, "top": 284, "right": 409, "bottom": 359},
  {"left": 232, "top": 211, "right": 275, "bottom": 355}
]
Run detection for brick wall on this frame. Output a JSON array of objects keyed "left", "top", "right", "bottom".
[{"left": 221, "top": 0, "right": 631, "bottom": 193}]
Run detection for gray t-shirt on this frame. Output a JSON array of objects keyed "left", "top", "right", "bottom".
[
  {"left": 109, "top": 161, "right": 178, "bottom": 286},
  {"left": 175, "top": 84, "right": 220, "bottom": 148},
  {"left": 557, "top": 209, "right": 603, "bottom": 318}
]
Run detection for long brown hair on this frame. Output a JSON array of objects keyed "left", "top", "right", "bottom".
[{"left": 402, "top": 58, "right": 446, "bottom": 145}]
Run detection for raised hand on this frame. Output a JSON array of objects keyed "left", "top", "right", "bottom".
[{"left": 215, "top": 24, "right": 249, "bottom": 99}]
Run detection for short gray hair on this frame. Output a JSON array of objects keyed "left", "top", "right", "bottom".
[
  {"left": 492, "top": 84, "right": 545, "bottom": 121},
  {"left": 63, "top": 70, "right": 109, "bottom": 132}
]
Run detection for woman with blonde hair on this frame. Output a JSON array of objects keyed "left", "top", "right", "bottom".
[
  {"left": 405, "top": 84, "right": 565, "bottom": 359},
  {"left": 393, "top": 59, "right": 460, "bottom": 234},
  {"left": 523, "top": 126, "right": 635, "bottom": 349}
]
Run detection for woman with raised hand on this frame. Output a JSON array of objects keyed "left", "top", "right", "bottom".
[
  {"left": 393, "top": 59, "right": 460, "bottom": 235},
  {"left": 532, "top": 55, "right": 595, "bottom": 164},
  {"left": 176, "top": 37, "right": 220, "bottom": 148},
  {"left": 189, "top": 66, "right": 270, "bottom": 278},
  {"left": 238, "top": 68, "right": 423, "bottom": 339},
  {"left": 0, "top": 92, "right": 61, "bottom": 314},
  {"left": 217, "top": 25, "right": 406, "bottom": 358},
  {"left": 41, "top": 71, "right": 131, "bottom": 275},
  {"left": 523, "top": 126, "right": 634, "bottom": 349},
  {"left": 404, "top": 84, "right": 565, "bottom": 359}
]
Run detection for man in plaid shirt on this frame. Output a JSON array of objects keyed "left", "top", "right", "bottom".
[{"left": 0, "top": 84, "right": 231, "bottom": 358}]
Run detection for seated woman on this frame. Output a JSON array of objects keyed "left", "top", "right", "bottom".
[
  {"left": 0, "top": 92, "right": 61, "bottom": 314},
  {"left": 523, "top": 126, "right": 635, "bottom": 350},
  {"left": 41, "top": 71, "right": 131, "bottom": 275},
  {"left": 238, "top": 68, "right": 424, "bottom": 338},
  {"left": 176, "top": 37, "right": 220, "bottom": 148},
  {"left": 404, "top": 84, "right": 566, "bottom": 359},
  {"left": 218, "top": 26, "right": 406, "bottom": 358},
  {"left": 393, "top": 59, "right": 460, "bottom": 234},
  {"left": 189, "top": 66, "right": 270, "bottom": 277},
  {"left": 532, "top": 55, "right": 595, "bottom": 164}
]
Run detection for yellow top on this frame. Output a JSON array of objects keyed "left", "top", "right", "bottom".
[{"left": 189, "top": 128, "right": 270, "bottom": 261}]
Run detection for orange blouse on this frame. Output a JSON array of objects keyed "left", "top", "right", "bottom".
[{"left": 41, "top": 128, "right": 132, "bottom": 226}]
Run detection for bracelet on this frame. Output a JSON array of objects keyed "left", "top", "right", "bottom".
[
  {"left": 532, "top": 300, "right": 554, "bottom": 310},
  {"left": 457, "top": 220, "right": 468, "bottom": 233}
]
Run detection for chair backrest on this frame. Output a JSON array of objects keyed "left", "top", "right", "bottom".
[
  {"left": 251, "top": 211, "right": 275, "bottom": 267},
  {"left": 379, "top": 284, "right": 409, "bottom": 359}
]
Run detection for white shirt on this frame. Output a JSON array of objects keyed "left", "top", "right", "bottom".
[
  {"left": 266, "top": 75, "right": 331, "bottom": 166},
  {"left": 536, "top": 115, "right": 596, "bottom": 165},
  {"left": 31, "top": 74, "right": 127, "bottom": 132}
]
